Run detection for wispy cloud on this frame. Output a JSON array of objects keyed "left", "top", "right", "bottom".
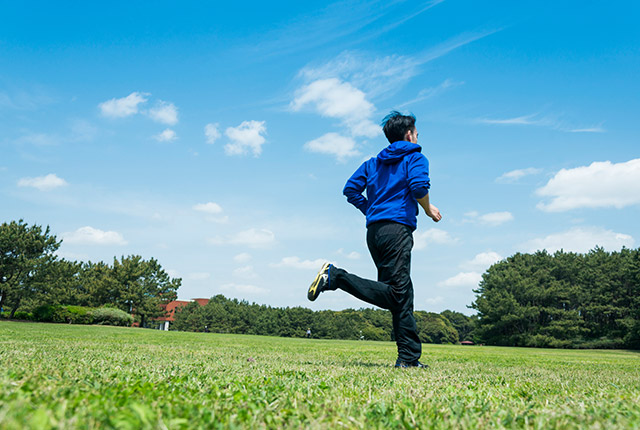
[
  {"left": 187, "top": 272, "right": 211, "bottom": 281},
  {"left": 397, "top": 79, "right": 464, "bottom": 108},
  {"left": 193, "top": 202, "right": 223, "bottom": 214},
  {"left": 271, "top": 256, "right": 328, "bottom": 270},
  {"left": 247, "top": 0, "right": 445, "bottom": 60},
  {"left": 220, "top": 283, "right": 269, "bottom": 295},
  {"left": 233, "top": 265, "right": 259, "bottom": 280},
  {"left": 233, "top": 253, "right": 252, "bottom": 264},
  {"left": 567, "top": 126, "right": 606, "bottom": 133},
  {"left": 210, "top": 228, "right": 276, "bottom": 249},
  {"left": 477, "top": 112, "right": 606, "bottom": 133},
  {"left": 0, "top": 86, "right": 55, "bottom": 111},
  {"left": 496, "top": 167, "right": 542, "bottom": 183},
  {"left": 477, "top": 113, "right": 549, "bottom": 126},
  {"left": 464, "top": 211, "right": 514, "bottom": 226}
]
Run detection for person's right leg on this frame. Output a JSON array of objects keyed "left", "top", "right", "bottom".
[{"left": 330, "top": 267, "right": 396, "bottom": 310}]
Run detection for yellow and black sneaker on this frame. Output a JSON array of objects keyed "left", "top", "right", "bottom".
[{"left": 307, "top": 262, "right": 331, "bottom": 301}]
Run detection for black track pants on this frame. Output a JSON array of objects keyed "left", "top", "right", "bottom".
[{"left": 330, "top": 221, "right": 421, "bottom": 362}]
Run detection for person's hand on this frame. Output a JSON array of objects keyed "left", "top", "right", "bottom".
[{"left": 426, "top": 204, "right": 442, "bottom": 222}]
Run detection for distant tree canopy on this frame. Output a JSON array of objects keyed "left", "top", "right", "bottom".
[
  {"left": 172, "top": 294, "right": 465, "bottom": 344},
  {"left": 0, "top": 220, "right": 180, "bottom": 323},
  {"left": 472, "top": 247, "right": 640, "bottom": 349}
]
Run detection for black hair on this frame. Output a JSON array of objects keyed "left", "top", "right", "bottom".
[{"left": 381, "top": 111, "right": 416, "bottom": 143}]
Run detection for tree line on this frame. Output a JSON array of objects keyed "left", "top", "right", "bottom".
[
  {"left": 4, "top": 219, "right": 639, "bottom": 349},
  {"left": 172, "top": 294, "right": 474, "bottom": 344},
  {"left": 0, "top": 220, "right": 180, "bottom": 326}
]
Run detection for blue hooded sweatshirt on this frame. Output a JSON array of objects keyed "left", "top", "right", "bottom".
[{"left": 343, "top": 141, "right": 430, "bottom": 230}]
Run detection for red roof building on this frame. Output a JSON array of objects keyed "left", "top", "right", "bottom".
[{"left": 155, "top": 298, "right": 209, "bottom": 330}]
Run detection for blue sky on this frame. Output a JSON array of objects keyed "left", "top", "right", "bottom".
[{"left": 2, "top": 1, "right": 639, "bottom": 315}]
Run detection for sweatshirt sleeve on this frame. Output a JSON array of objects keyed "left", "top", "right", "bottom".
[
  {"left": 343, "top": 161, "right": 368, "bottom": 215},
  {"left": 407, "top": 153, "right": 430, "bottom": 199}
]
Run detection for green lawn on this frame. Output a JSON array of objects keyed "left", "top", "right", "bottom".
[{"left": 1, "top": 321, "right": 639, "bottom": 429}]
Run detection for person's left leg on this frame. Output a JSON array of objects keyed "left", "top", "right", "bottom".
[{"left": 366, "top": 222, "right": 421, "bottom": 363}]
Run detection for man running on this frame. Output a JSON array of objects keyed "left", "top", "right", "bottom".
[{"left": 307, "top": 111, "right": 442, "bottom": 368}]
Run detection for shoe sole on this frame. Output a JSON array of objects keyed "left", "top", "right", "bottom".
[{"left": 307, "top": 262, "right": 330, "bottom": 301}]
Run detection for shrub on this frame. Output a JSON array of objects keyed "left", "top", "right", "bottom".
[
  {"left": 66, "top": 306, "right": 93, "bottom": 324},
  {"left": 89, "top": 307, "right": 133, "bottom": 326},
  {"left": 33, "top": 305, "right": 71, "bottom": 323},
  {"left": 12, "top": 311, "right": 33, "bottom": 321}
]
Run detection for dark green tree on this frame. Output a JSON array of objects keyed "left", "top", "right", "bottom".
[
  {"left": 112, "top": 255, "right": 180, "bottom": 327},
  {"left": 0, "top": 220, "right": 61, "bottom": 317}
]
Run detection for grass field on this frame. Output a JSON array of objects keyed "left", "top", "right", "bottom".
[{"left": 1, "top": 322, "right": 639, "bottom": 429}]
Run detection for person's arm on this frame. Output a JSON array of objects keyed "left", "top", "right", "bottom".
[
  {"left": 343, "top": 161, "right": 369, "bottom": 215},
  {"left": 417, "top": 193, "right": 442, "bottom": 222}
]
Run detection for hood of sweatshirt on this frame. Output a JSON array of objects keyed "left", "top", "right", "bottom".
[{"left": 376, "top": 140, "right": 422, "bottom": 165}]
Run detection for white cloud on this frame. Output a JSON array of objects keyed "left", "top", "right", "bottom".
[
  {"left": 166, "top": 269, "right": 181, "bottom": 278},
  {"left": 291, "top": 78, "right": 378, "bottom": 138},
  {"left": 304, "top": 133, "right": 360, "bottom": 162},
  {"left": 147, "top": 101, "right": 178, "bottom": 125},
  {"left": 536, "top": 159, "right": 640, "bottom": 212},
  {"left": 99, "top": 92, "right": 148, "bottom": 118},
  {"left": 496, "top": 167, "right": 542, "bottom": 183},
  {"left": 271, "top": 256, "right": 328, "bottom": 270},
  {"left": 233, "top": 253, "right": 252, "bottom": 264},
  {"left": 465, "top": 211, "right": 514, "bottom": 226},
  {"left": 204, "top": 123, "right": 221, "bottom": 144},
  {"left": 210, "top": 228, "right": 276, "bottom": 249},
  {"left": 153, "top": 128, "right": 177, "bottom": 142},
  {"left": 524, "top": 227, "right": 635, "bottom": 253},
  {"left": 479, "top": 211, "right": 514, "bottom": 225},
  {"left": 438, "top": 272, "right": 482, "bottom": 288},
  {"left": 425, "top": 296, "right": 444, "bottom": 305},
  {"left": 62, "top": 226, "right": 127, "bottom": 246},
  {"left": 337, "top": 249, "right": 361, "bottom": 260},
  {"left": 414, "top": 228, "right": 457, "bottom": 250},
  {"left": 462, "top": 251, "right": 503, "bottom": 270},
  {"left": 188, "top": 272, "right": 211, "bottom": 281},
  {"left": 193, "top": 202, "right": 229, "bottom": 224},
  {"left": 18, "top": 173, "right": 68, "bottom": 191},
  {"left": 224, "top": 120, "right": 267, "bottom": 156},
  {"left": 193, "top": 202, "right": 223, "bottom": 214},
  {"left": 233, "top": 265, "right": 258, "bottom": 279},
  {"left": 220, "top": 283, "right": 268, "bottom": 295}
]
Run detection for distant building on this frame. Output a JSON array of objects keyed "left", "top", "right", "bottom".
[{"left": 155, "top": 298, "right": 209, "bottom": 331}]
